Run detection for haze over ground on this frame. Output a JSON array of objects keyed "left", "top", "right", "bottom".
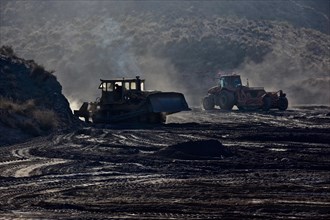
[{"left": 1, "top": 1, "right": 329, "bottom": 107}]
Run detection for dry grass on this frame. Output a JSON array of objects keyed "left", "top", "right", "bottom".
[
  {"left": 0, "top": 97, "right": 59, "bottom": 134},
  {"left": 0, "top": 98, "right": 35, "bottom": 115},
  {"left": 32, "top": 109, "right": 59, "bottom": 130}
]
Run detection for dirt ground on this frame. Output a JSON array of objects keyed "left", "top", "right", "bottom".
[{"left": 0, "top": 106, "right": 329, "bottom": 219}]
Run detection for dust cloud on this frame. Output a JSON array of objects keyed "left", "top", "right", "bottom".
[
  {"left": 1, "top": 1, "right": 329, "bottom": 109},
  {"left": 0, "top": 1, "right": 200, "bottom": 108},
  {"left": 238, "top": 51, "right": 330, "bottom": 105}
]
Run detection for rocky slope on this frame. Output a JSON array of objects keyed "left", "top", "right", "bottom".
[{"left": 0, "top": 46, "right": 74, "bottom": 146}]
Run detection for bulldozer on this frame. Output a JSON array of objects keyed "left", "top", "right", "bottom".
[
  {"left": 74, "top": 76, "right": 190, "bottom": 123},
  {"left": 202, "top": 74, "right": 288, "bottom": 111}
]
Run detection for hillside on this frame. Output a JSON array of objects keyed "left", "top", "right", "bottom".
[
  {"left": 0, "top": 1, "right": 329, "bottom": 107},
  {"left": 121, "top": 15, "right": 330, "bottom": 104},
  {"left": 0, "top": 46, "right": 74, "bottom": 146}
]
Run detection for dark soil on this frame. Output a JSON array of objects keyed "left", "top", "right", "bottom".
[
  {"left": 157, "top": 140, "right": 233, "bottom": 160},
  {"left": 0, "top": 106, "right": 329, "bottom": 219}
]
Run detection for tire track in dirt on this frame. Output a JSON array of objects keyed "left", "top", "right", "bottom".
[{"left": 0, "top": 107, "right": 329, "bottom": 219}]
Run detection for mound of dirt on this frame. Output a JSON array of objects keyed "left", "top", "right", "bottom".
[
  {"left": 0, "top": 46, "right": 76, "bottom": 146},
  {"left": 156, "top": 140, "right": 233, "bottom": 160}
]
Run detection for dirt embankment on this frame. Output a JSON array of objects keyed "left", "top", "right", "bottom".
[{"left": 0, "top": 46, "right": 75, "bottom": 146}]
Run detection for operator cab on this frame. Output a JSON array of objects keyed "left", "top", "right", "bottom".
[
  {"left": 99, "top": 76, "right": 145, "bottom": 104},
  {"left": 219, "top": 75, "right": 242, "bottom": 89}
]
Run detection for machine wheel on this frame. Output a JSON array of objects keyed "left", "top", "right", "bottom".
[
  {"left": 160, "top": 113, "right": 166, "bottom": 123},
  {"left": 237, "top": 106, "right": 245, "bottom": 111},
  {"left": 202, "top": 95, "right": 215, "bottom": 110},
  {"left": 262, "top": 96, "right": 272, "bottom": 111},
  {"left": 84, "top": 116, "right": 90, "bottom": 123},
  {"left": 278, "top": 97, "right": 288, "bottom": 111},
  {"left": 148, "top": 113, "right": 165, "bottom": 124},
  {"left": 218, "top": 91, "right": 235, "bottom": 110}
]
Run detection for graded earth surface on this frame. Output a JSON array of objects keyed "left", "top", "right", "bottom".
[{"left": 0, "top": 106, "right": 329, "bottom": 219}]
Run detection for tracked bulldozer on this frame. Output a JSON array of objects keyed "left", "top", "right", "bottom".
[
  {"left": 202, "top": 74, "right": 288, "bottom": 111},
  {"left": 74, "top": 76, "right": 190, "bottom": 123}
]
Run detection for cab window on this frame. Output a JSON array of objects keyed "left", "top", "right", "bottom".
[
  {"left": 99, "top": 82, "right": 114, "bottom": 92},
  {"left": 233, "top": 77, "right": 242, "bottom": 87},
  {"left": 115, "top": 82, "right": 122, "bottom": 87},
  {"left": 125, "top": 82, "right": 130, "bottom": 90},
  {"left": 219, "top": 78, "right": 225, "bottom": 87},
  {"left": 130, "top": 82, "right": 136, "bottom": 90}
]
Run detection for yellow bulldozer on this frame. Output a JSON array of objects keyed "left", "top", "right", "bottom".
[{"left": 74, "top": 76, "right": 190, "bottom": 123}]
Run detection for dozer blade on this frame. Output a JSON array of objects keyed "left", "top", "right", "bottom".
[
  {"left": 148, "top": 92, "right": 190, "bottom": 114},
  {"left": 73, "top": 102, "right": 89, "bottom": 118}
]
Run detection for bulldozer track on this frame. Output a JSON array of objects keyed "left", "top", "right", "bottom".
[{"left": 1, "top": 107, "right": 330, "bottom": 219}]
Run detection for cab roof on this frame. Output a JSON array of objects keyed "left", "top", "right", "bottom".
[
  {"left": 219, "top": 74, "right": 241, "bottom": 78},
  {"left": 100, "top": 77, "right": 145, "bottom": 83}
]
